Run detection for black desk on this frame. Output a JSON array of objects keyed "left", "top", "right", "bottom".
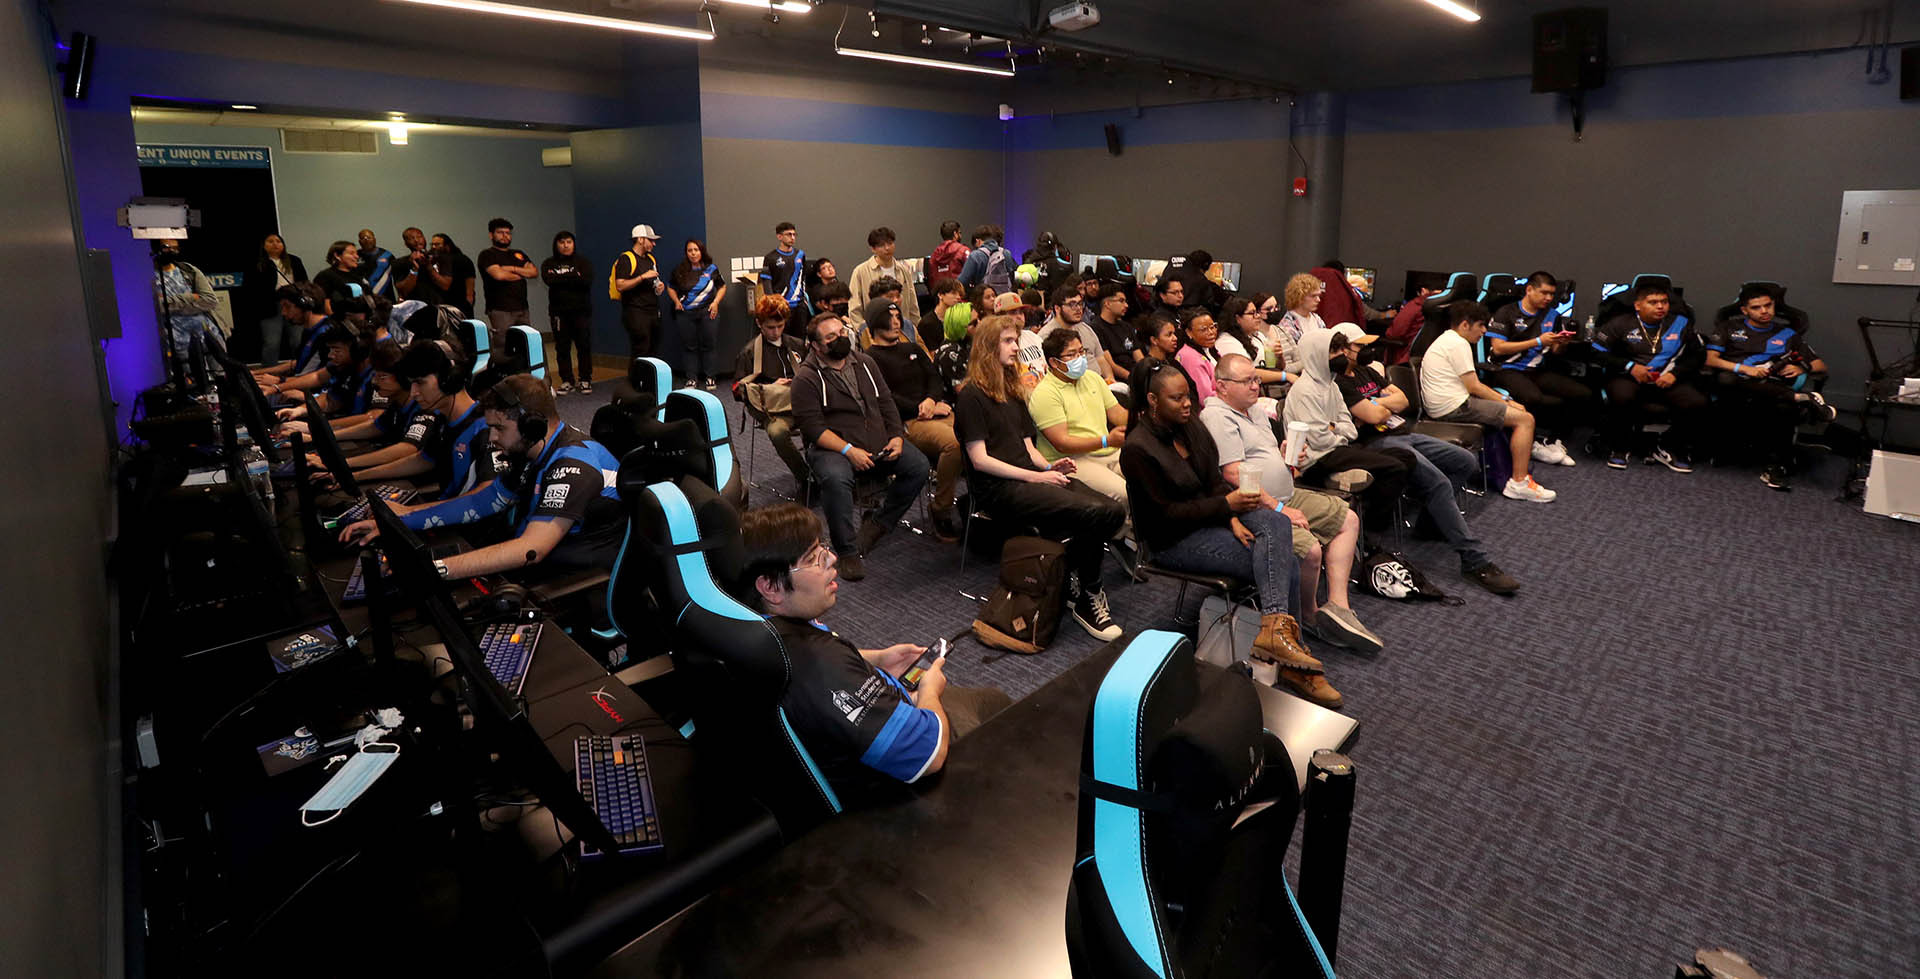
[{"left": 595, "top": 645, "right": 1358, "bottom": 978}]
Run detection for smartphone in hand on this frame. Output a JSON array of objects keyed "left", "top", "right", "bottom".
[{"left": 901, "top": 638, "right": 949, "bottom": 690}]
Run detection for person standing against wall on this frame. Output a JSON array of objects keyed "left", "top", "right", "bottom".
[
  {"left": 670, "top": 237, "right": 725, "bottom": 390},
  {"left": 394, "top": 227, "right": 428, "bottom": 302},
  {"left": 251, "top": 233, "right": 308, "bottom": 363},
  {"left": 357, "top": 229, "right": 397, "bottom": 300},
  {"left": 760, "top": 222, "right": 809, "bottom": 331},
  {"left": 477, "top": 217, "right": 537, "bottom": 346},
  {"left": 847, "top": 227, "right": 921, "bottom": 340},
  {"left": 612, "top": 223, "right": 665, "bottom": 361},
  {"left": 426, "top": 233, "right": 476, "bottom": 318},
  {"left": 542, "top": 231, "right": 594, "bottom": 395}
]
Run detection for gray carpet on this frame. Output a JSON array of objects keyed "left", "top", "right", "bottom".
[{"left": 559, "top": 385, "right": 1920, "bottom": 978}]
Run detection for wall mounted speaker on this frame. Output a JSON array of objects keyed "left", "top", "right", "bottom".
[
  {"left": 1532, "top": 8, "right": 1606, "bottom": 93},
  {"left": 1901, "top": 46, "right": 1917, "bottom": 101}
]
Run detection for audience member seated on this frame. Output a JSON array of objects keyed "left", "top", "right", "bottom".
[
  {"left": 806, "top": 256, "right": 841, "bottom": 313},
  {"left": 1283, "top": 326, "right": 1426, "bottom": 530},
  {"left": 1174, "top": 308, "right": 1223, "bottom": 405},
  {"left": 1146, "top": 275, "right": 1185, "bottom": 328},
  {"left": 1038, "top": 284, "right": 1117, "bottom": 385},
  {"left": 340, "top": 375, "right": 623, "bottom": 579},
  {"left": 932, "top": 302, "right": 977, "bottom": 396},
  {"left": 791, "top": 312, "right": 931, "bottom": 582},
  {"left": 1087, "top": 282, "right": 1140, "bottom": 384},
  {"left": 730, "top": 295, "right": 810, "bottom": 486},
  {"left": 1592, "top": 282, "right": 1709, "bottom": 473},
  {"left": 1029, "top": 327, "right": 1129, "bottom": 504},
  {"left": 1485, "top": 271, "right": 1590, "bottom": 468},
  {"left": 1118, "top": 362, "right": 1341, "bottom": 708},
  {"left": 731, "top": 504, "right": 1012, "bottom": 794},
  {"left": 328, "top": 339, "right": 492, "bottom": 498},
  {"left": 863, "top": 298, "right": 963, "bottom": 540},
  {"left": 814, "top": 280, "right": 853, "bottom": 323},
  {"left": 1219, "top": 296, "right": 1294, "bottom": 387},
  {"left": 1201, "top": 353, "right": 1380, "bottom": 650},
  {"left": 1276, "top": 273, "right": 1323, "bottom": 369},
  {"left": 1329, "top": 326, "right": 1521, "bottom": 596},
  {"left": 253, "top": 283, "right": 334, "bottom": 400},
  {"left": 955, "top": 316, "right": 1127, "bottom": 641},
  {"left": 1418, "top": 302, "right": 1558, "bottom": 503},
  {"left": 918, "top": 276, "right": 963, "bottom": 352},
  {"left": 1703, "top": 284, "right": 1835, "bottom": 492}
]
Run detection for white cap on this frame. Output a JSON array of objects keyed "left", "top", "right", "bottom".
[
  {"left": 630, "top": 224, "right": 659, "bottom": 241},
  {"left": 1329, "top": 322, "right": 1378, "bottom": 345}
]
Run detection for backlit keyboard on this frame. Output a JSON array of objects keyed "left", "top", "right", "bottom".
[
  {"left": 332, "top": 484, "right": 418, "bottom": 526},
  {"left": 479, "top": 621, "right": 542, "bottom": 696},
  {"left": 573, "top": 733, "right": 665, "bottom": 860}
]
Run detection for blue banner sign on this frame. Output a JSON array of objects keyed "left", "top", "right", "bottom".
[{"left": 137, "top": 144, "right": 272, "bottom": 169}]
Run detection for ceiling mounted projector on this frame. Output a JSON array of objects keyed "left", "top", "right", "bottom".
[{"left": 1048, "top": 2, "right": 1100, "bottom": 32}]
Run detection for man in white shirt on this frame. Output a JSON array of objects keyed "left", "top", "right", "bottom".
[
  {"left": 1419, "top": 301, "right": 1555, "bottom": 502},
  {"left": 846, "top": 226, "right": 921, "bottom": 337}
]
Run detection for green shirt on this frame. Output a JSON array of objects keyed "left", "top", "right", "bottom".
[{"left": 1029, "top": 370, "right": 1119, "bottom": 462}]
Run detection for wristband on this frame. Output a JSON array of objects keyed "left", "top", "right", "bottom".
[
  {"left": 1100, "top": 434, "right": 1109, "bottom": 449},
  {"left": 840, "top": 443, "right": 852, "bottom": 456}
]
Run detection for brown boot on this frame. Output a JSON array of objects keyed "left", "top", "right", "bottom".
[
  {"left": 1256, "top": 613, "right": 1323, "bottom": 672},
  {"left": 1276, "top": 666, "right": 1344, "bottom": 709}
]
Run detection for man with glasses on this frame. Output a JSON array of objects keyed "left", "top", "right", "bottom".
[
  {"left": 1088, "top": 281, "right": 1141, "bottom": 384},
  {"left": 1038, "top": 283, "right": 1116, "bottom": 385},
  {"left": 734, "top": 504, "right": 1013, "bottom": 795},
  {"left": 1029, "top": 327, "right": 1129, "bottom": 502}
]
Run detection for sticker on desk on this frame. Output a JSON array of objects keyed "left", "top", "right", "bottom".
[
  {"left": 258, "top": 730, "right": 324, "bottom": 776},
  {"left": 270, "top": 625, "right": 345, "bottom": 674},
  {"left": 1896, "top": 258, "right": 1916, "bottom": 272}
]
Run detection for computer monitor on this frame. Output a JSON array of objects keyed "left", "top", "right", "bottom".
[
  {"left": 211, "top": 349, "right": 282, "bottom": 466},
  {"left": 1344, "top": 267, "right": 1378, "bottom": 301},
  {"left": 365, "top": 500, "right": 623, "bottom": 856},
  {"left": 1403, "top": 269, "right": 1451, "bottom": 302},
  {"left": 302, "top": 392, "right": 361, "bottom": 495}
]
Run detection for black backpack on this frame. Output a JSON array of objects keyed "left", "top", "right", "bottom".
[
  {"left": 1352, "top": 549, "right": 1456, "bottom": 603},
  {"left": 972, "top": 536, "right": 1068, "bottom": 654}
]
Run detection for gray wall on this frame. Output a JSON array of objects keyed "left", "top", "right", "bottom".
[
  {"left": 1, "top": 0, "right": 116, "bottom": 975},
  {"left": 131, "top": 121, "right": 575, "bottom": 319}
]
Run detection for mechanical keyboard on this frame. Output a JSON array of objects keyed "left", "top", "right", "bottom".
[
  {"left": 330, "top": 484, "right": 418, "bottom": 527},
  {"left": 341, "top": 551, "right": 389, "bottom": 603},
  {"left": 573, "top": 733, "right": 665, "bottom": 860},
  {"left": 479, "top": 621, "right": 542, "bottom": 696}
]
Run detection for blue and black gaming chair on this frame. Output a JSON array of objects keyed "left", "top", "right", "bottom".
[
  {"left": 1477, "top": 273, "right": 1523, "bottom": 315},
  {"left": 463, "top": 319, "right": 492, "bottom": 374},
  {"left": 664, "top": 388, "right": 746, "bottom": 510},
  {"left": 609, "top": 478, "right": 844, "bottom": 833},
  {"left": 1408, "top": 271, "right": 1477, "bottom": 361},
  {"left": 1066, "top": 630, "right": 1339, "bottom": 979},
  {"left": 501, "top": 324, "right": 547, "bottom": 381}
]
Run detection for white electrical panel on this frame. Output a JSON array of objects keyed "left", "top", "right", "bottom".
[{"left": 1833, "top": 189, "right": 1920, "bottom": 286}]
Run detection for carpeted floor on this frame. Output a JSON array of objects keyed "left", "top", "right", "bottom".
[{"left": 558, "top": 380, "right": 1920, "bottom": 978}]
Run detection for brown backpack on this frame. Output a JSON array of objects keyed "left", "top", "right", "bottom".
[{"left": 971, "top": 536, "right": 1068, "bottom": 654}]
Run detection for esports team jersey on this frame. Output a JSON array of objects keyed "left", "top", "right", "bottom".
[
  {"left": 1486, "top": 303, "right": 1563, "bottom": 371},
  {"left": 761, "top": 246, "right": 808, "bottom": 308},
  {"left": 677, "top": 263, "right": 721, "bottom": 312},
  {"left": 1707, "top": 318, "right": 1818, "bottom": 370},
  {"left": 361, "top": 247, "right": 397, "bottom": 299},
  {"left": 409, "top": 402, "right": 493, "bottom": 501},
  {"left": 323, "top": 365, "right": 377, "bottom": 416},
  {"left": 769, "top": 616, "right": 942, "bottom": 789},
  {"left": 370, "top": 398, "right": 422, "bottom": 442},
  {"left": 498, "top": 426, "right": 623, "bottom": 545},
  {"left": 1595, "top": 313, "right": 1696, "bottom": 373}
]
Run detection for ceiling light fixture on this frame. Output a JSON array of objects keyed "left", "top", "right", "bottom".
[
  {"left": 388, "top": 121, "right": 409, "bottom": 145},
  {"left": 834, "top": 9, "right": 1012, "bottom": 77},
  {"left": 709, "top": 0, "right": 810, "bottom": 12},
  {"left": 1414, "top": 0, "right": 1481, "bottom": 23},
  {"left": 230, "top": 104, "right": 258, "bottom": 110},
  {"left": 382, "top": 0, "right": 716, "bottom": 40},
  {"left": 920, "top": 24, "right": 931, "bottom": 46}
]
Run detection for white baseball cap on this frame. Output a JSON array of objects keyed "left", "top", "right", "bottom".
[
  {"left": 1329, "top": 322, "right": 1379, "bottom": 345},
  {"left": 630, "top": 224, "right": 660, "bottom": 240}
]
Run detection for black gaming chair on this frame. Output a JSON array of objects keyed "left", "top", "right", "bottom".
[
  {"left": 1477, "top": 273, "right": 1523, "bottom": 316},
  {"left": 1066, "top": 630, "right": 1345, "bottom": 978},
  {"left": 1709, "top": 281, "right": 1813, "bottom": 343},
  {"left": 593, "top": 357, "right": 746, "bottom": 510},
  {"left": 1408, "top": 271, "right": 1477, "bottom": 360},
  {"left": 663, "top": 387, "right": 747, "bottom": 510},
  {"left": 612, "top": 478, "right": 846, "bottom": 834}
]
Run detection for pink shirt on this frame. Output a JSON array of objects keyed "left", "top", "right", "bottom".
[{"left": 1177, "top": 344, "right": 1219, "bottom": 404}]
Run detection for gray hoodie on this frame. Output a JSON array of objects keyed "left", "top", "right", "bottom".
[{"left": 1280, "top": 326, "right": 1357, "bottom": 470}]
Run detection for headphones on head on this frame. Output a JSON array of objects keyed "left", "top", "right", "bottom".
[
  {"left": 285, "top": 287, "right": 322, "bottom": 314},
  {"left": 491, "top": 379, "right": 548, "bottom": 444},
  {"left": 429, "top": 339, "right": 469, "bottom": 394}
]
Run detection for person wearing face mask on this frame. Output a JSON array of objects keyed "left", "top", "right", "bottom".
[
  {"left": 791, "top": 313, "right": 930, "bottom": 581},
  {"left": 1220, "top": 296, "right": 1295, "bottom": 387},
  {"left": 864, "top": 298, "right": 963, "bottom": 540},
  {"left": 815, "top": 281, "right": 854, "bottom": 324},
  {"left": 339, "top": 375, "right": 624, "bottom": 579},
  {"left": 731, "top": 296, "right": 810, "bottom": 486},
  {"left": 1028, "top": 326, "right": 1129, "bottom": 503},
  {"left": 1037, "top": 283, "right": 1116, "bottom": 387}
]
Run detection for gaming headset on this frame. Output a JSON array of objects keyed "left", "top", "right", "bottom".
[
  {"left": 428, "top": 339, "right": 469, "bottom": 394},
  {"left": 281, "top": 283, "right": 323, "bottom": 315},
  {"left": 490, "top": 378, "right": 548, "bottom": 444}
]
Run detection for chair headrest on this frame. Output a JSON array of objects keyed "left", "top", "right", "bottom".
[
  {"left": 665, "top": 389, "right": 735, "bottom": 490},
  {"left": 463, "top": 319, "right": 491, "bottom": 352},
  {"left": 628, "top": 356, "right": 672, "bottom": 401},
  {"left": 634, "top": 479, "right": 751, "bottom": 617},
  {"left": 604, "top": 407, "right": 714, "bottom": 490}
]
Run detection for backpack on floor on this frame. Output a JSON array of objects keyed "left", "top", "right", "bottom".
[
  {"left": 972, "top": 535, "right": 1067, "bottom": 654},
  {"left": 1352, "top": 549, "right": 1453, "bottom": 602}
]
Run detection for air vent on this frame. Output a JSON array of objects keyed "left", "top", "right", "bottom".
[{"left": 280, "top": 129, "right": 378, "bottom": 154}]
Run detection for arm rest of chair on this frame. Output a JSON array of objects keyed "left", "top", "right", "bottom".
[
  {"left": 1409, "top": 420, "right": 1482, "bottom": 449},
  {"left": 528, "top": 569, "right": 611, "bottom": 604}
]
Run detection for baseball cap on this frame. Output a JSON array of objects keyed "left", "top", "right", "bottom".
[
  {"left": 992, "top": 292, "right": 1026, "bottom": 313},
  {"left": 1329, "top": 322, "right": 1379, "bottom": 345},
  {"left": 629, "top": 224, "right": 660, "bottom": 240}
]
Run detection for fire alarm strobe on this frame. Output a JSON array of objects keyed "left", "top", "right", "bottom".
[{"left": 1292, "top": 177, "right": 1308, "bottom": 197}]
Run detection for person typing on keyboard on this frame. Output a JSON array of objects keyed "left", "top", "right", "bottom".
[
  {"left": 732, "top": 504, "right": 1011, "bottom": 793},
  {"left": 338, "top": 375, "right": 624, "bottom": 579}
]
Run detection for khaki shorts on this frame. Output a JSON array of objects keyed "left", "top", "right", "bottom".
[{"left": 1284, "top": 488, "right": 1350, "bottom": 557}]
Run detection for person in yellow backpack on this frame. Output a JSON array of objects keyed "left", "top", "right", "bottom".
[{"left": 610, "top": 224, "right": 665, "bottom": 359}]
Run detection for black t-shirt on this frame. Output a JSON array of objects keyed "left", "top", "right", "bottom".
[
  {"left": 540, "top": 255, "right": 593, "bottom": 315},
  {"left": 954, "top": 384, "right": 1041, "bottom": 489},
  {"left": 768, "top": 617, "right": 942, "bottom": 791},
  {"left": 614, "top": 250, "right": 661, "bottom": 312},
  {"left": 426, "top": 253, "right": 477, "bottom": 317},
  {"left": 1486, "top": 302, "right": 1564, "bottom": 371},
  {"left": 1334, "top": 364, "right": 1399, "bottom": 442},
  {"left": 1090, "top": 314, "right": 1138, "bottom": 364},
  {"left": 477, "top": 247, "right": 533, "bottom": 313},
  {"left": 312, "top": 267, "right": 369, "bottom": 309}
]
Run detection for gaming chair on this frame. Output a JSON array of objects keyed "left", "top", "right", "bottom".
[{"left": 1408, "top": 271, "right": 1478, "bottom": 360}]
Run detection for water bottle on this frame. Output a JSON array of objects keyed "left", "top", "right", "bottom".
[{"left": 1581, "top": 314, "right": 1596, "bottom": 342}]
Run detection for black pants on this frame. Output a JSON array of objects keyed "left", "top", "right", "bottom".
[
  {"left": 1489, "top": 368, "right": 1594, "bottom": 442},
  {"left": 1712, "top": 376, "right": 1804, "bottom": 466},
  {"left": 550, "top": 311, "right": 593, "bottom": 384},
  {"left": 1603, "top": 376, "right": 1708, "bottom": 454},
  {"left": 1304, "top": 443, "right": 1415, "bottom": 531},
  {"left": 622, "top": 307, "right": 659, "bottom": 360},
  {"left": 973, "top": 478, "right": 1126, "bottom": 590}
]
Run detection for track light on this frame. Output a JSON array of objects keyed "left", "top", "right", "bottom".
[
  {"left": 381, "top": 0, "right": 716, "bottom": 40},
  {"left": 921, "top": 24, "right": 931, "bottom": 45},
  {"left": 869, "top": 8, "right": 880, "bottom": 37},
  {"left": 1414, "top": 0, "right": 1481, "bottom": 23},
  {"left": 709, "top": 0, "right": 810, "bottom": 11},
  {"left": 835, "top": 46, "right": 1016, "bottom": 77}
]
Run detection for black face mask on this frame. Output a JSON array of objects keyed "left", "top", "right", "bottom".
[
  {"left": 830, "top": 302, "right": 851, "bottom": 317},
  {"left": 1329, "top": 355, "right": 1350, "bottom": 375},
  {"left": 823, "top": 336, "right": 853, "bottom": 360},
  {"left": 1264, "top": 309, "right": 1283, "bottom": 326}
]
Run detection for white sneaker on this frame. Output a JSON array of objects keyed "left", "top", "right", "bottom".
[
  {"left": 1530, "top": 440, "right": 1559, "bottom": 464},
  {"left": 1503, "top": 475, "right": 1558, "bottom": 502},
  {"left": 1549, "top": 438, "right": 1577, "bottom": 466}
]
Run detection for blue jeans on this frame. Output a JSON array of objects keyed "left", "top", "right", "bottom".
[
  {"left": 1151, "top": 506, "right": 1300, "bottom": 618},
  {"left": 1374, "top": 433, "right": 1490, "bottom": 569},
  {"left": 806, "top": 440, "right": 930, "bottom": 555}
]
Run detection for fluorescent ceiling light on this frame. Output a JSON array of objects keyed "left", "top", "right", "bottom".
[
  {"left": 711, "top": 0, "right": 811, "bottom": 12},
  {"left": 382, "top": 0, "right": 715, "bottom": 40},
  {"left": 834, "top": 46, "right": 1015, "bottom": 77},
  {"left": 1415, "top": 0, "right": 1481, "bottom": 22},
  {"left": 230, "top": 104, "right": 258, "bottom": 110},
  {"left": 388, "top": 121, "right": 409, "bottom": 145}
]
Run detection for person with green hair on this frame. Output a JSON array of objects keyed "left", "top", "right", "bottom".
[{"left": 933, "top": 301, "right": 978, "bottom": 397}]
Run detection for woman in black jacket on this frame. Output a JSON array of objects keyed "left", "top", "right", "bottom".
[
  {"left": 249, "top": 233, "right": 309, "bottom": 362},
  {"left": 1118, "top": 360, "right": 1341, "bottom": 709}
]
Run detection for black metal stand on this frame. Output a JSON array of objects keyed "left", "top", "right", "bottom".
[{"left": 1298, "top": 748, "right": 1355, "bottom": 965}]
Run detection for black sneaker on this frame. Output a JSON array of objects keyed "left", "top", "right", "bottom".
[
  {"left": 855, "top": 517, "right": 892, "bottom": 556},
  {"left": 837, "top": 552, "right": 867, "bottom": 581},
  {"left": 1761, "top": 466, "right": 1791, "bottom": 492},
  {"left": 929, "top": 507, "right": 961, "bottom": 542},
  {"left": 1463, "top": 562, "right": 1520, "bottom": 596},
  {"left": 1070, "top": 585, "right": 1123, "bottom": 641}
]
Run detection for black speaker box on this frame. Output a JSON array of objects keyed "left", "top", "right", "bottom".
[
  {"left": 1901, "top": 46, "right": 1917, "bottom": 101},
  {"left": 1532, "top": 8, "right": 1607, "bottom": 93}
]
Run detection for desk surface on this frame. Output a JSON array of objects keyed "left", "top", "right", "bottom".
[{"left": 595, "top": 645, "right": 1356, "bottom": 979}]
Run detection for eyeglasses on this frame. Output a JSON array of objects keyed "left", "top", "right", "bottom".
[
  {"left": 1060, "top": 299, "right": 1084, "bottom": 309},
  {"left": 1217, "top": 373, "right": 1257, "bottom": 385},
  {"left": 790, "top": 544, "right": 838, "bottom": 575}
]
